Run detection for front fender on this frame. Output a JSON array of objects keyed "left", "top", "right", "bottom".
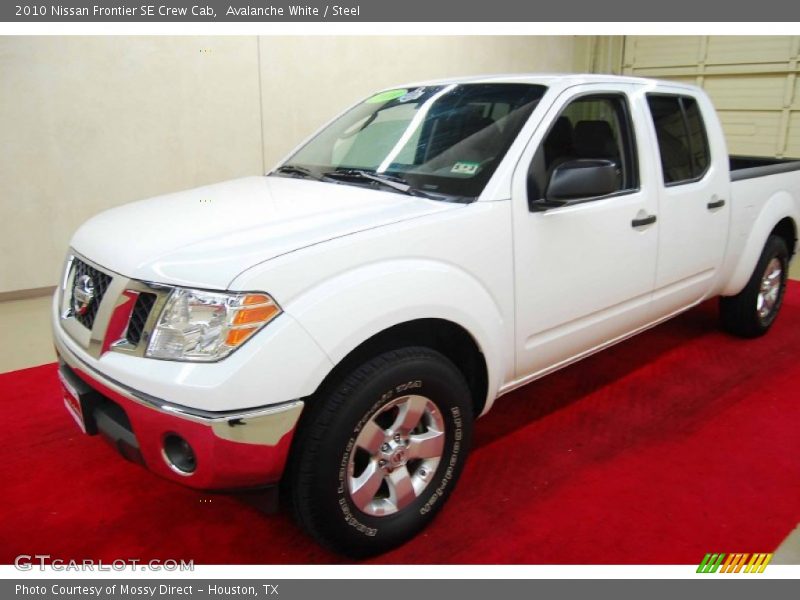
[
  {"left": 282, "top": 258, "right": 511, "bottom": 415},
  {"left": 721, "top": 190, "right": 799, "bottom": 297}
]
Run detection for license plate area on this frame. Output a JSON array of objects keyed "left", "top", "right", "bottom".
[{"left": 58, "top": 367, "right": 98, "bottom": 435}]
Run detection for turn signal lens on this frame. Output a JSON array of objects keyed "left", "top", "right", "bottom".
[
  {"left": 225, "top": 327, "right": 258, "bottom": 346},
  {"left": 242, "top": 294, "right": 269, "bottom": 306},
  {"left": 233, "top": 303, "right": 280, "bottom": 325}
]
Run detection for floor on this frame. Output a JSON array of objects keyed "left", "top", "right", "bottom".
[
  {"left": 1, "top": 266, "right": 799, "bottom": 564},
  {"left": 764, "top": 249, "right": 800, "bottom": 564},
  {"left": 0, "top": 295, "right": 55, "bottom": 374}
]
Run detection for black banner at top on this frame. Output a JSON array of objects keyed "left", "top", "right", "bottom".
[{"left": 2, "top": 0, "right": 799, "bottom": 22}]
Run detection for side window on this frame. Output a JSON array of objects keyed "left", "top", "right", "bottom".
[
  {"left": 683, "top": 98, "right": 710, "bottom": 175},
  {"left": 527, "top": 94, "right": 639, "bottom": 204},
  {"left": 646, "top": 94, "right": 710, "bottom": 185}
]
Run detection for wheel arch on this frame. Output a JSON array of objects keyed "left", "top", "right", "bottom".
[
  {"left": 721, "top": 192, "right": 799, "bottom": 297},
  {"left": 281, "top": 257, "right": 511, "bottom": 417},
  {"left": 305, "top": 318, "right": 490, "bottom": 419},
  {"left": 772, "top": 216, "right": 797, "bottom": 259}
]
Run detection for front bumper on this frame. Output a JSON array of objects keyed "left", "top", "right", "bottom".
[{"left": 55, "top": 333, "right": 303, "bottom": 490}]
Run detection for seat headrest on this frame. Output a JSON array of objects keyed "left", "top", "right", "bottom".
[
  {"left": 574, "top": 120, "right": 617, "bottom": 159},
  {"left": 545, "top": 117, "right": 575, "bottom": 159},
  {"left": 550, "top": 116, "right": 574, "bottom": 141}
]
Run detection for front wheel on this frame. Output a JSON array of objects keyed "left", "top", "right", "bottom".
[
  {"left": 720, "top": 234, "right": 789, "bottom": 338},
  {"left": 285, "top": 347, "right": 473, "bottom": 557}
]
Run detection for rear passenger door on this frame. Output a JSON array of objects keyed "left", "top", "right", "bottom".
[{"left": 645, "top": 93, "right": 729, "bottom": 314}]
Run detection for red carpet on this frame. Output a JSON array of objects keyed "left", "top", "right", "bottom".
[{"left": 2, "top": 284, "right": 799, "bottom": 564}]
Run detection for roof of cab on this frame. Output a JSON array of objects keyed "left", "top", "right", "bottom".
[{"left": 384, "top": 73, "right": 700, "bottom": 93}]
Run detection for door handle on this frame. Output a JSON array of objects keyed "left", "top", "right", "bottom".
[
  {"left": 707, "top": 198, "right": 726, "bottom": 210},
  {"left": 631, "top": 214, "right": 657, "bottom": 228}
]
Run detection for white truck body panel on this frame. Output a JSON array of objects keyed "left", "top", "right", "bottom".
[
  {"left": 231, "top": 199, "right": 516, "bottom": 409},
  {"left": 71, "top": 175, "right": 457, "bottom": 290},
  {"left": 722, "top": 176, "right": 800, "bottom": 296}
]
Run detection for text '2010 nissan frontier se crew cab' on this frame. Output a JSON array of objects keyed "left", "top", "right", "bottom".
[{"left": 53, "top": 74, "right": 800, "bottom": 556}]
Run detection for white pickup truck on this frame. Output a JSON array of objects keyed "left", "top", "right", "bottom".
[{"left": 53, "top": 74, "right": 799, "bottom": 556}]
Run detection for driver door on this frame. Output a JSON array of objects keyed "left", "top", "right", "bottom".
[{"left": 511, "top": 84, "right": 659, "bottom": 380}]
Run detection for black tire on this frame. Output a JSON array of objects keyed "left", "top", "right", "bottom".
[
  {"left": 285, "top": 346, "right": 473, "bottom": 557},
  {"left": 720, "top": 234, "right": 789, "bottom": 338}
]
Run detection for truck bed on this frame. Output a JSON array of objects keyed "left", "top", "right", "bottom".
[{"left": 730, "top": 155, "right": 800, "bottom": 181}]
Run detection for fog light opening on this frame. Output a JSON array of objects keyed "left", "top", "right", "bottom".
[{"left": 162, "top": 434, "right": 197, "bottom": 475}]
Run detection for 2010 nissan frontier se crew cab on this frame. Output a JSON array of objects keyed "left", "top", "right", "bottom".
[{"left": 53, "top": 74, "right": 800, "bottom": 556}]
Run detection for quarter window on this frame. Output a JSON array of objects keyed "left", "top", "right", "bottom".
[{"left": 647, "top": 94, "right": 711, "bottom": 185}]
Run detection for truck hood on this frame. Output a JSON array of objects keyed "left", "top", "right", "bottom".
[{"left": 71, "top": 176, "right": 458, "bottom": 289}]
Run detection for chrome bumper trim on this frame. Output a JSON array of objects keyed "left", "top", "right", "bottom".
[{"left": 54, "top": 329, "right": 304, "bottom": 430}]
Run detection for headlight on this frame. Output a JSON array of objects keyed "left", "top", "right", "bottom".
[{"left": 146, "top": 288, "right": 281, "bottom": 361}]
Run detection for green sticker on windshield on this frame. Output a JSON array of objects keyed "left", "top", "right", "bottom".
[
  {"left": 451, "top": 161, "right": 480, "bottom": 175},
  {"left": 366, "top": 89, "right": 408, "bottom": 104}
]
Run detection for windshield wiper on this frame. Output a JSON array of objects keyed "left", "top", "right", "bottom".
[
  {"left": 324, "top": 169, "right": 437, "bottom": 199},
  {"left": 273, "top": 165, "right": 331, "bottom": 182}
]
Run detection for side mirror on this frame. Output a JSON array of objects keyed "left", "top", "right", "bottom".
[{"left": 541, "top": 159, "right": 620, "bottom": 208}]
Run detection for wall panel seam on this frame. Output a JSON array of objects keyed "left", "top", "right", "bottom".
[{"left": 256, "top": 35, "right": 266, "bottom": 175}]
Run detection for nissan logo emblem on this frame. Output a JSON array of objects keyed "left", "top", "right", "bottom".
[{"left": 72, "top": 274, "right": 95, "bottom": 317}]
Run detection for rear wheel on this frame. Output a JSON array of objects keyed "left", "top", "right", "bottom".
[
  {"left": 285, "top": 347, "right": 473, "bottom": 557},
  {"left": 720, "top": 234, "right": 789, "bottom": 338}
]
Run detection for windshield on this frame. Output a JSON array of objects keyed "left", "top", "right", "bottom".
[{"left": 274, "top": 83, "right": 547, "bottom": 201}]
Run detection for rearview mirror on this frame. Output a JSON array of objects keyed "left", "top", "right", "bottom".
[{"left": 542, "top": 159, "right": 620, "bottom": 207}]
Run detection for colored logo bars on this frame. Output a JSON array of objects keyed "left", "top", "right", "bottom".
[{"left": 697, "top": 553, "right": 773, "bottom": 573}]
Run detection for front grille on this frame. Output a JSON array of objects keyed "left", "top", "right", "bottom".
[
  {"left": 125, "top": 293, "right": 157, "bottom": 346},
  {"left": 70, "top": 258, "right": 112, "bottom": 330}
]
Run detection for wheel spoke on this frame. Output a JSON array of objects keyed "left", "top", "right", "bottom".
[
  {"left": 758, "top": 257, "right": 784, "bottom": 320},
  {"left": 407, "top": 430, "right": 445, "bottom": 460},
  {"left": 356, "top": 419, "right": 386, "bottom": 454},
  {"left": 387, "top": 466, "right": 417, "bottom": 510},
  {"left": 391, "top": 395, "right": 428, "bottom": 435},
  {"left": 349, "top": 461, "right": 384, "bottom": 511}
]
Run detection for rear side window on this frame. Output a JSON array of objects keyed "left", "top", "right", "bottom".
[{"left": 646, "top": 94, "right": 710, "bottom": 185}]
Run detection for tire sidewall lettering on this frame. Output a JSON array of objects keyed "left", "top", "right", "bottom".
[{"left": 420, "top": 406, "right": 462, "bottom": 516}]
